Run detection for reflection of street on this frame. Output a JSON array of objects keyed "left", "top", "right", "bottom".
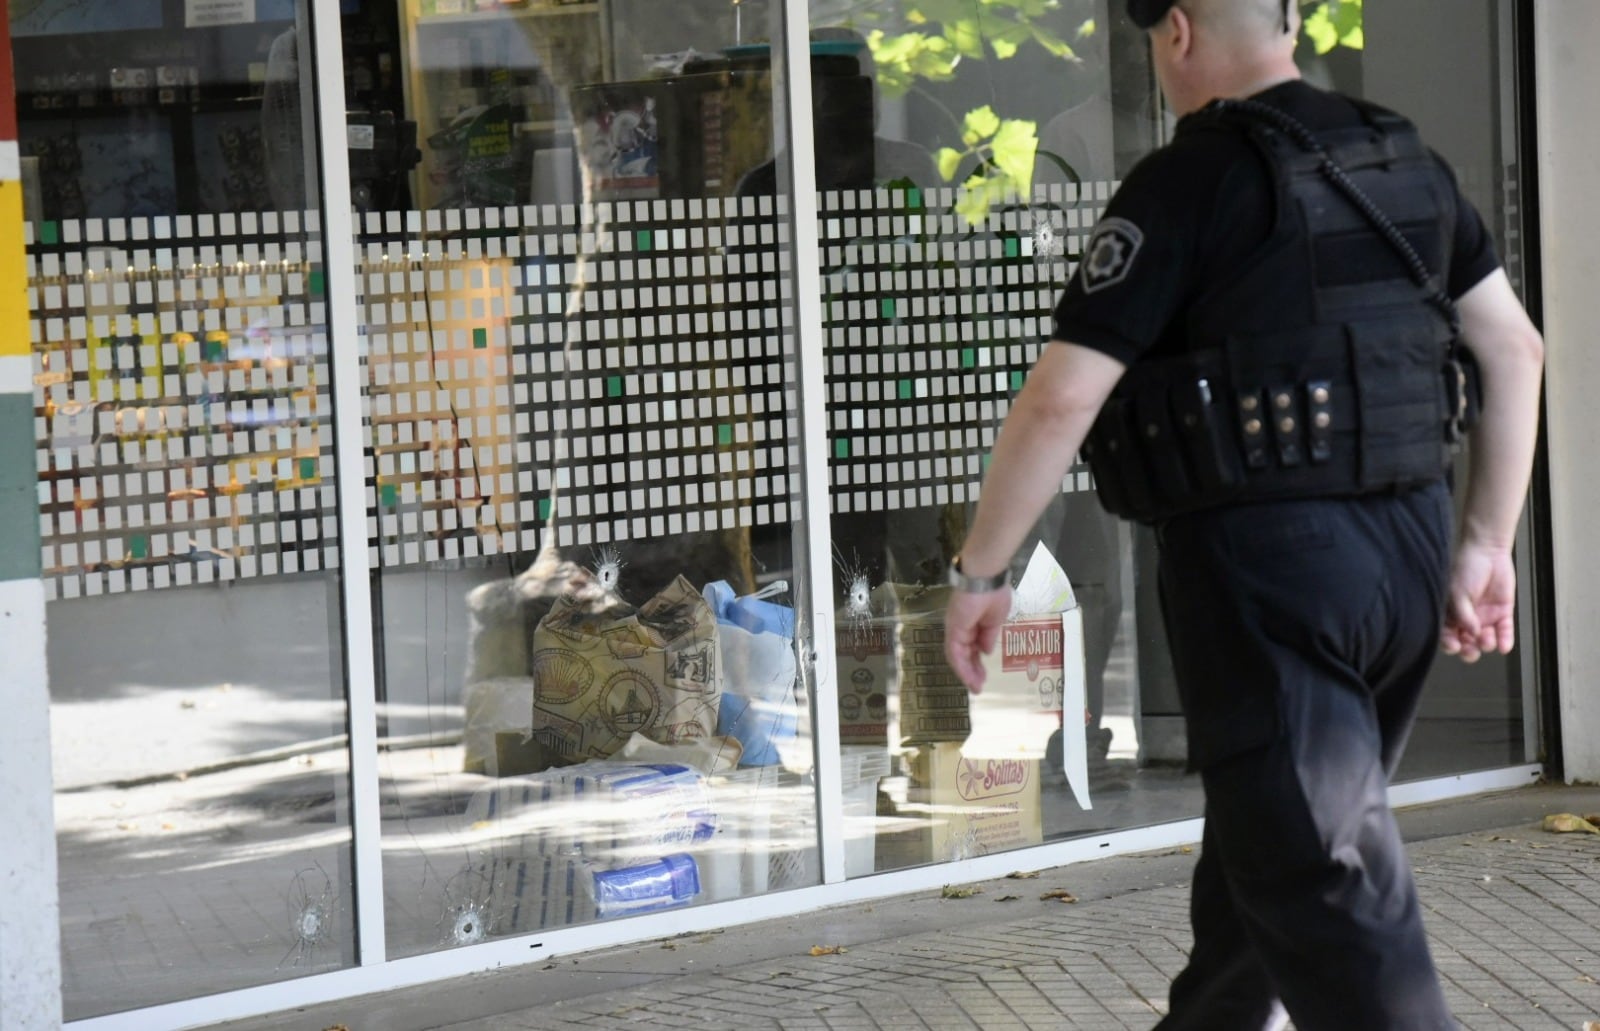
[{"left": 50, "top": 571, "right": 1530, "bottom": 1018}]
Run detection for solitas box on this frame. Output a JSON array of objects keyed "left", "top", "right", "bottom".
[{"left": 876, "top": 742, "right": 1044, "bottom": 867}]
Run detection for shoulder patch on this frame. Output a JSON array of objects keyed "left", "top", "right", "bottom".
[{"left": 1079, "top": 217, "right": 1144, "bottom": 294}]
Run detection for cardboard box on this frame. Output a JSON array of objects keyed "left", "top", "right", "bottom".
[
  {"left": 836, "top": 583, "right": 969, "bottom": 748},
  {"left": 836, "top": 584, "right": 1088, "bottom": 771},
  {"left": 876, "top": 742, "right": 1044, "bottom": 867}
]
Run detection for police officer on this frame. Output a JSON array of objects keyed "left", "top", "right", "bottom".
[{"left": 943, "top": 0, "right": 1545, "bottom": 1027}]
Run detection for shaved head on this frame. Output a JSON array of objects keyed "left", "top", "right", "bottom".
[{"left": 1177, "top": 0, "right": 1297, "bottom": 46}]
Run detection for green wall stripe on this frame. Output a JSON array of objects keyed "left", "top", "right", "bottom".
[{"left": 0, "top": 392, "right": 40, "bottom": 581}]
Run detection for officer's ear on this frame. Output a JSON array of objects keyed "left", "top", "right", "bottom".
[{"left": 1155, "top": 4, "right": 1195, "bottom": 60}]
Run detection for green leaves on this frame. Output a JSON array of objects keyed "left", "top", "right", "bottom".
[
  {"left": 855, "top": 0, "right": 1088, "bottom": 224},
  {"left": 989, "top": 117, "right": 1038, "bottom": 188},
  {"left": 869, "top": 29, "right": 961, "bottom": 98},
  {"left": 1302, "top": 0, "right": 1363, "bottom": 55},
  {"left": 936, "top": 147, "right": 964, "bottom": 181},
  {"left": 961, "top": 105, "right": 1001, "bottom": 147}
]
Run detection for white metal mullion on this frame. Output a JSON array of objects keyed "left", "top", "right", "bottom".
[
  {"left": 307, "top": 0, "right": 387, "bottom": 964},
  {"left": 777, "top": 0, "right": 847, "bottom": 884}
]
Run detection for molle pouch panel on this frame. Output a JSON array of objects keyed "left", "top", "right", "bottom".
[
  {"left": 1133, "top": 383, "right": 1194, "bottom": 511},
  {"left": 1169, "top": 371, "right": 1245, "bottom": 495},
  {"left": 1350, "top": 315, "right": 1450, "bottom": 489},
  {"left": 1083, "top": 397, "right": 1147, "bottom": 518}
]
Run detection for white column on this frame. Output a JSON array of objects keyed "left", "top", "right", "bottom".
[
  {"left": 0, "top": 579, "right": 61, "bottom": 1029},
  {"left": 1534, "top": 1, "right": 1600, "bottom": 781}
]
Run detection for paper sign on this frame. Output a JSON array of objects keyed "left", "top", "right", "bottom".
[
  {"left": 186, "top": 0, "right": 256, "bottom": 27},
  {"left": 1012, "top": 539, "right": 1077, "bottom": 616}
]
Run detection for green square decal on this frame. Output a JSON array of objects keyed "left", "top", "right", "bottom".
[
  {"left": 472, "top": 327, "right": 488, "bottom": 349},
  {"left": 40, "top": 221, "right": 59, "bottom": 245},
  {"left": 381, "top": 483, "right": 397, "bottom": 508},
  {"left": 982, "top": 454, "right": 993, "bottom": 471},
  {"left": 961, "top": 348, "right": 976, "bottom": 369},
  {"left": 717, "top": 424, "right": 733, "bottom": 446},
  {"left": 880, "top": 298, "right": 896, "bottom": 319},
  {"left": 309, "top": 266, "right": 325, "bottom": 296},
  {"left": 834, "top": 438, "right": 849, "bottom": 459},
  {"left": 129, "top": 535, "right": 148, "bottom": 560},
  {"left": 203, "top": 337, "right": 226, "bottom": 362},
  {"left": 1005, "top": 237, "right": 1020, "bottom": 259},
  {"left": 538, "top": 497, "right": 552, "bottom": 520},
  {"left": 897, "top": 379, "right": 912, "bottom": 400},
  {"left": 906, "top": 187, "right": 922, "bottom": 210},
  {"left": 607, "top": 376, "right": 623, "bottom": 398},
  {"left": 1010, "top": 370, "right": 1025, "bottom": 391},
  {"left": 299, "top": 457, "right": 318, "bottom": 480},
  {"left": 636, "top": 229, "right": 652, "bottom": 252}
]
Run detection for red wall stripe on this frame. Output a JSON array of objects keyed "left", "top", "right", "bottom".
[{"left": 0, "top": 3, "right": 15, "bottom": 143}]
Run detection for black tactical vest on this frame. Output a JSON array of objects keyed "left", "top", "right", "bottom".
[{"left": 1081, "top": 99, "right": 1462, "bottom": 524}]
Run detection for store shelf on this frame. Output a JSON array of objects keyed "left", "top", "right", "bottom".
[{"left": 417, "top": 3, "right": 601, "bottom": 28}]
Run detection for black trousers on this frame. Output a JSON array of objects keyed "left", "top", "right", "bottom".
[{"left": 1152, "top": 482, "right": 1457, "bottom": 1031}]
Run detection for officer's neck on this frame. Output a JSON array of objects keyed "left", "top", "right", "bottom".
[{"left": 1227, "top": 69, "right": 1303, "bottom": 101}]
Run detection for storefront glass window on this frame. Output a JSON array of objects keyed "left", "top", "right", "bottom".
[
  {"left": 15, "top": 0, "right": 1538, "bottom": 1017},
  {"left": 808, "top": 0, "right": 1534, "bottom": 877},
  {"left": 16, "top": 3, "right": 355, "bottom": 1019},
  {"left": 361, "top": 0, "right": 820, "bottom": 957},
  {"left": 1294, "top": 0, "right": 1536, "bottom": 780}
]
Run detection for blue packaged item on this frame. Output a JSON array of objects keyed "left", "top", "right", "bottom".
[
  {"left": 703, "top": 581, "right": 799, "bottom": 765},
  {"left": 703, "top": 580, "right": 795, "bottom": 638},
  {"left": 718, "top": 692, "right": 799, "bottom": 766},
  {"left": 592, "top": 854, "right": 701, "bottom": 917}
]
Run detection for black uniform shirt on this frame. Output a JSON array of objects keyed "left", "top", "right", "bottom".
[{"left": 1051, "top": 80, "right": 1501, "bottom": 367}]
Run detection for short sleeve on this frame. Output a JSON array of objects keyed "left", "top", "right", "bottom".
[
  {"left": 1436, "top": 153, "right": 1501, "bottom": 298},
  {"left": 1050, "top": 150, "right": 1201, "bottom": 366}
]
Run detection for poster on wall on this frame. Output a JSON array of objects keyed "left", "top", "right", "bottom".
[{"left": 185, "top": 0, "right": 257, "bottom": 28}]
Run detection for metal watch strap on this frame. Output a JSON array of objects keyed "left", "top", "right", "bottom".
[{"left": 947, "top": 556, "right": 1009, "bottom": 592}]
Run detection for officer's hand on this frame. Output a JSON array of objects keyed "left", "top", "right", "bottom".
[
  {"left": 1441, "top": 541, "right": 1517, "bottom": 663},
  {"left": 944, "top": 586, "right": 1014, "bottom": 694}
]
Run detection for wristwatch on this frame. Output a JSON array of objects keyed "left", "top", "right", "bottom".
[{"left": 947, "top": 555, "right": 1009, "bottom": 593}]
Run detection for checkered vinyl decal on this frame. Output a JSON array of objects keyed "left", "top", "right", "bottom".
[{"left": 25, "top": 184, "right": 1112, "bottom": 596}]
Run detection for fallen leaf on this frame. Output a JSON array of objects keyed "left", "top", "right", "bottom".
[
  {"left": 1577, "top": 974, "right": 1596, "bottom": 984},
  {"left": 1181, "top": 846, "right": 1193, "bottom": 854},
  {"left": 941, "top": 885, "right": 982, "bottom": 899},
  {"left": 1006, "top": 870, "right": 1040, "bottom": 879},
  {"left": 1040, "top": 889, "right": 1078, "bottom": 903},
  {"left": 116, "top": 822, "right": 137, "bottom": 832},
  {"left": 660, "top": 943, "right": 676, "bottom": 951},
  {"left": 160, "top": 822, "right": 175, "bottom": 832},
  {"left": 809, "top": 945, "right": 848, "bottom": 956},
  {"left": 322, "top": 1026, "right": 350, "bottom": 1031},
  {"left": 996, "top": 894, "right": 1021, "bottom": 902},
  {"left": 1542, "top": 813, "right": 1600, "bottom": 835}
]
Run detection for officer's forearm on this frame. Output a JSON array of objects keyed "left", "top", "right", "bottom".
[
  {"left": 956, "top": 343, "right": 1125, "bottom": 577},
  {"left": 1455, "top": 271, "right": 1546, "bottom": 550},
  {"left": 1460, "top": 341, "right": 1543, "bottom": 550},
  {"left": 957, "top": 388, "right": 1100, "bottom": 578}
]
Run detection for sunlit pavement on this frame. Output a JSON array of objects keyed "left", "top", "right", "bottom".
[{"left": 217, "top": 783, "right": 1600, "bottom": 1031}]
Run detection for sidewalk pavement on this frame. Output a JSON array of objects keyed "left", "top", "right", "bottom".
[{"left": 223, "top": 783, "right": 1600, "bottom": 1031}]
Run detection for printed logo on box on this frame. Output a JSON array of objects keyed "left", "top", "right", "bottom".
[
  {"left": 845, "top": 625, "right": 894, "bottom": 661},
  {"left": 1001, "top": 619, "right": 1064, "bottom": 679},
  {"left": 955, "top": 757, "right": 1032, "bottom": 801}
]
